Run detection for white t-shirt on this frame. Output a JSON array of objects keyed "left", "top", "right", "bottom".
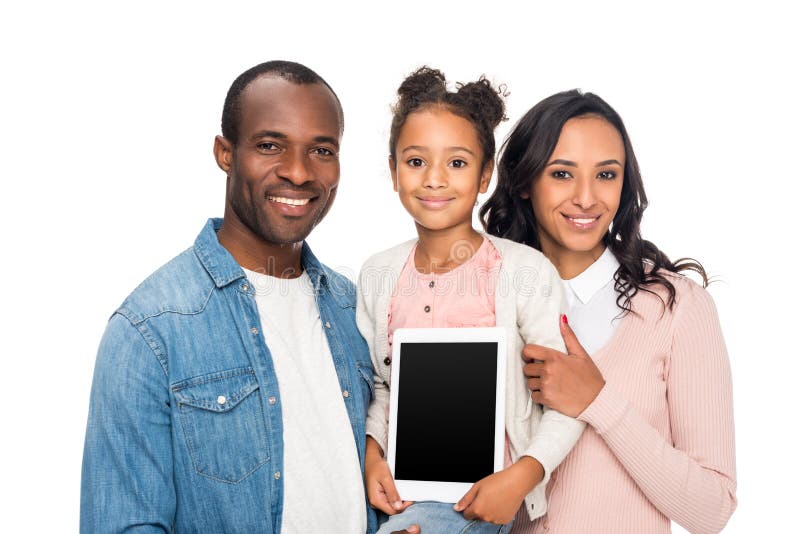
[
  {"left": 244, "top": 268, "right": 367, "bottom": 534},
  {"left": 561, "top": 247, "right": 622, "bottom": 356}
]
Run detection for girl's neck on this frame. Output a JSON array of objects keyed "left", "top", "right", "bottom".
[{"left": 414, "top": 223, "right": 484, "bottom": 274}]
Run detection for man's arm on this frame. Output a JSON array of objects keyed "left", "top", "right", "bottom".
[{"left": 80, "top": 314, "right": 175, "bottom": 533}]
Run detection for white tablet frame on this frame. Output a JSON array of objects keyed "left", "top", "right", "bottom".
[{"left": 387, "top": 327, "right": 507, "bottom": 503}]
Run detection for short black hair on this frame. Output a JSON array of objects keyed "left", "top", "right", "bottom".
[{"left": 221, "top": 60, "right": 343, "bottom": 144}]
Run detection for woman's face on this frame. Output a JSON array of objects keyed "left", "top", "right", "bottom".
[{"left": 526, "top": 115, "right": 625, "bottom": 271}]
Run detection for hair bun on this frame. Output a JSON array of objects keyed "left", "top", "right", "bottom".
[
  {"left": 396, "top": 66, "right": 448, "bottom": 109},
  {"left": 456, "top": 77, "right": 507, "bottom": 130}
]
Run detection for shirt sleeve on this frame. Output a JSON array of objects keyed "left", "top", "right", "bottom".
[
  {"left": 356, "top": 266, "right": 391, "bottom": 455},
  {"left": 578, "top": 284, "right": 737, "bottom": 534},
  {"left": 517, "top": 257, "right": 585, "bottom": 481},
  {"left": 80, "top": 314, "right": 175, "bottom": 533}
]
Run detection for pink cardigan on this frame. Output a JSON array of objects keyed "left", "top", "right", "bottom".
[{"left": 512, "top": 272, "right": 736, "bottom": 534}]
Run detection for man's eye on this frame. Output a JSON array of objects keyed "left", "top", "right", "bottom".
[
  {"left": 407, "top": 158, "right": 424, "bottom": 167},
  {"left": 552, "top": 170, "right": 571, "bottom": 179},
  {"left": 258, "top": 142, "right": 279, "bottom": 151},
  {"left": 313, "top": 147, "right": 335, "bottom": 157},
  {"left": 598, "top": 171, "right": 617, "bottom": 180},
  {"left": 450, "top": 159, "right": 467, "bottom": 168}
]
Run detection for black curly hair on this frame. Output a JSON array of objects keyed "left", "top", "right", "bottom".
[
  {"left": 221, "top": 60, "right": 343, "bottom": 145},
  {"left": 481, "top": 89, "right": 708, "bottom": 313},
  {"left": 389, "top": 66, "right": 506, "bottom": 169}
]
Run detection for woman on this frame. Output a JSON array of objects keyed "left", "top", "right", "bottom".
[{"left": 481, "top": 90, "right": 736, "bottom": 534}]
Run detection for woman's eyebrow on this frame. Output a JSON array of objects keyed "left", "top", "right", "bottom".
[
  {"left": 547, "top": 158, "right": 577, "bottom": 167},
  {"left": 596, "top": 159, "right": 623, "bottom": 167}
]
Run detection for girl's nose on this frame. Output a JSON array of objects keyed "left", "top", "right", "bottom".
[{"left": 422, "top": 164, "right": 447, "bottom": 189}]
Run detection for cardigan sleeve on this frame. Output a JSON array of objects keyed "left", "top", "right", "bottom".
[
  {"left": 578, "top": 283, "right": 737, "bottom": 534},
  {"left": 356, "top": 263, "right": 392, "bottom": 455}
]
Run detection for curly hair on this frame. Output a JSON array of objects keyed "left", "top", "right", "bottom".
[
  {"left": 389, "top": 66, "right": 506, "bottom": 169},
  {"left": 221, "top": 60, "right": 343, "bottom": 145},
  {"left": 480, "top": 89, "right": 708, "bottom": 313}
]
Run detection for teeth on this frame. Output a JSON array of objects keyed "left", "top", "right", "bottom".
[
  {"left": 570, "top": 217, "right": 596, "bottom": 224},
  {"left": 269, "top": 196, "right": 310, "bottom": 206}
]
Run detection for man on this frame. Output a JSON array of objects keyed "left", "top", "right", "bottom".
[{"left": 81, "top": 61, "right": 377, "bottom": 533}]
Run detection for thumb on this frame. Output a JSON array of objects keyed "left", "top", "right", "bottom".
[
  {"left": 454, "top": 482, "right": 479, "bottom": 512},
  {"left": 560, "top": 314, "right": 588, "bottom": 358}
]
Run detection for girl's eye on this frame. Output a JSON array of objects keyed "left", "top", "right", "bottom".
[
  {"left": 407, "top": 158, "right": 424, "bottom": 167},
  {"left": 551, "top": 170, "right": 572, "bottom": 179},
  {"left": 449, "top": 159, "right": 467, "bottom": 168},
  {"left": 597, "top": 170, "right": 617, "bottom": 180}
]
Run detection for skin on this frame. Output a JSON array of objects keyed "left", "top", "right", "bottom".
[
  {"left": 365, "top": 107, "right": 544, "bottom": 526},
  {"left": 521, "top": 115, "right": 625, "bottom": 416},
  {"left": 214, "top": 75, "right": 343, "bottom": 277}
]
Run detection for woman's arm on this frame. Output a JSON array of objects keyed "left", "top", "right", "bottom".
[{"left": 577, "top": 285, "right": 737, "bottom": 534}]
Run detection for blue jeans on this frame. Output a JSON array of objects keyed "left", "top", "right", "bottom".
[{"left": 376, "top": 502, "right": 514, "bottom": 534}]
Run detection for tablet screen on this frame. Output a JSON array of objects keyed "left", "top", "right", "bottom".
[{"left": 394, "top": 341, "right": 498, "bottom": 483}]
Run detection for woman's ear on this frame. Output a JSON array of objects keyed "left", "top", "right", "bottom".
[
  {"left": 479, "top": 161, "right": 494, "bottom": 194},
  {"left": 389, "top": 156, "right": 399, "bottom": 192},
  {"left": 520, "top": 191, "right": 530, "bottom": 199}
]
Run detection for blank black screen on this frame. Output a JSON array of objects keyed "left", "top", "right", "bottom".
[{"left": 394, "top": 342, "right": 497, "bottom": 483}]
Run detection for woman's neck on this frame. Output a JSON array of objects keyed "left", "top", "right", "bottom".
[
  {"left": 543, "top": 242, "right": 606, "bottom": 280},
  {"left": 414, "top": 223, "right": 484, "bottom": 274}
]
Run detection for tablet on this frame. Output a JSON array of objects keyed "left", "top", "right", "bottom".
[{"left": 387, "top": 327, "right": 507, "bottom": 503}]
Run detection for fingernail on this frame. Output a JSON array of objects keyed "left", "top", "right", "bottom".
[
  {"left": 453, "top": 503, "right": 461, "bottom": 511},
  {"left": 561, "top": 314, "right": 568, "bottom": 325},
  {"left": 394, "top": 501, "right": 402, "bottom": 510}
]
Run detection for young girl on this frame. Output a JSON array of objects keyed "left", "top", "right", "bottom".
[
  {"left": 356, "top": 67, "right": 584, "bottom": 534},
  {"left": 481, "top": 90, "right": 736, "bottom": 533}
]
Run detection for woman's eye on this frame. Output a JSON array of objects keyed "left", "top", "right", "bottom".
[
  {"left": 597, "top": 171, "right": 617, "bottom": 180},
  {"left": 407, "top": 158, "right": 424, "bottom": 167},
  {"left": 552, "top": 170, "right": 572, "bottom": 179},
  {"left": 450, "top": 159, "right": 467, "bottom": 168}
]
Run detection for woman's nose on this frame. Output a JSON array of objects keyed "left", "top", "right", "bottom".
[{"left": 572, "top": 178, "right": 597, "bottom": 209}]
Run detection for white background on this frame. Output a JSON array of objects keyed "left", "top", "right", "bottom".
[{"left": 1, "top": 1, "right": 796, "bottom": 531}]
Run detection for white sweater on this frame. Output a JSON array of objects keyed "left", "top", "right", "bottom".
[{"left": 356, "top": 235, "right": 585, "bottom": 520}]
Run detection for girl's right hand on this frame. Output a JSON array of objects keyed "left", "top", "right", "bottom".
[{"left": 365, "top": 436, "right": 414, "bottom": 515}]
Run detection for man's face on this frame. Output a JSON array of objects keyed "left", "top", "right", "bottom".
[{"left": 216, "top": 76, "right": 343, "bottom": 246}]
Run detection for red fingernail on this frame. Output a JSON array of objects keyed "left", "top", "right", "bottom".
[{"left": 561, "top": 314, "right": 568, "bottom": 325}]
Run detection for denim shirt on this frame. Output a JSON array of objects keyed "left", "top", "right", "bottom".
[{"left": 81, "top": 218, "right": 377, "bottom": 533}]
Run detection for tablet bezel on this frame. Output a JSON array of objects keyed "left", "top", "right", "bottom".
[{"left": 387, "top": 327, "right": 507, "bottom": 503}]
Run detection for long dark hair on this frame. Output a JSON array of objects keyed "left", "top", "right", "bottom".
[{"left": 480, "top": 90, "right": 707, "bottom": 312}]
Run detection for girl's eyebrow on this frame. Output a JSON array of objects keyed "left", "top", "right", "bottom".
[{"left": 401, "top": 145, "right": 476, "bottom": 155}]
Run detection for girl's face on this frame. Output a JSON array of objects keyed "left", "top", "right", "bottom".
[
  {"left": 390, "top": 108, "right": 491, "bottom": 234},
  {"left": 526, "top": 115, "right": 625, "bottom": 268}
]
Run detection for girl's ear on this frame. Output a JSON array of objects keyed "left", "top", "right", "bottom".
[
  {"left": 389, "top": 155, "right": 399, "bottom": 192},
  {"left": 479, "top": 161, "right": 494, "bottom": 194}
]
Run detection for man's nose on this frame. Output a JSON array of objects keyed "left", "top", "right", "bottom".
[{"left": 277, "top": 149, "right": 312, "bottom": 185}]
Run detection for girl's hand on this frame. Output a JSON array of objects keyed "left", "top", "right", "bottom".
[
  {"left": 453, "top": 457, "right": 543, "bottom": 524},
  {"left": 365, "top": 437, "right": 414, "bottom": 516},
  {"left": 522, "top": 315, "right": 605, "bottom": 417}
]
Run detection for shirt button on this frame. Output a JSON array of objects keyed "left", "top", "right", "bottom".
[
  {"left": 274, "top": 471, "right": 281, "bottom": 480},
  {"left": 268, "top": 396, "right": 277, "bottom": 405},
  {"left": 217, "top": 395, "right": 226, "bottom": 405},
  {"left": 383, "top": 357, "right": 391, "bottom": 365},
  {"left": 324, "top": 321, "right": 331, "bottom": 329},
  {"left": 342, "top": 390, "right": 350, "bottom": 398},
  {"left": 241, "top": 283, "right": 249, "bottom": 292},
  {"left": 429, "top": 281, "right": 435, "bottom": 288},
  {"left": 250, "top": 327, "right": 259, "bottom": 335},
  {"left": 424, "top": 305, "right": 431, "bottom": 313}
]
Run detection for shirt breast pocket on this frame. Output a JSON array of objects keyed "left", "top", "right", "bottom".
[{"left": 172, "top": 367, "right": 270, "bottom": 484}]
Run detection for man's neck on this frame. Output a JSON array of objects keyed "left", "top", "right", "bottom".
[{"left": 217, "top": 218, "right": 304, "bottom": 279}]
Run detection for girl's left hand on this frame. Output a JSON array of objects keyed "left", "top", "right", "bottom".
[{"left": 522, "top": 315, "right": 605, "bottom": 418}]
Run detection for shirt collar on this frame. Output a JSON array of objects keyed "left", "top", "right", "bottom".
[
  {"left": 563, "top": 247, "right": 620, "bottom": 305},
  {"left": 193, "top": 217, "right": 328, "bottom": 291}
]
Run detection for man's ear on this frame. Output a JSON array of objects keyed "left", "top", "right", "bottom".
[
  {"left": 213, "top": 135, "right": 233, "bottom": 175},
  {"left": 479, "top": 160, "right": 494, "bottom": 194},
  {"left": 389, "top": 156, "right": 399, "bottom": 192}
]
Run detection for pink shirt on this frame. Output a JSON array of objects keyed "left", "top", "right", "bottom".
[
  {"left": 511, "top": 273, "right": 736, "bottom": 534},
  {"left": 388, "top": 238, "right": 513, "bottom": 468}
]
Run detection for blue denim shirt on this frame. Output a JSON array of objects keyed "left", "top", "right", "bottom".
[{"left": 81, "top": 218, "right": 377, "bottom": 533}]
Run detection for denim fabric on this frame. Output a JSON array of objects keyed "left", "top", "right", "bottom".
[
  {"left": 81, "top": 218, "right": 377, "bottom": 533},
  {"left": 376, "top": 502, "right": 514, "bottom": 534}
]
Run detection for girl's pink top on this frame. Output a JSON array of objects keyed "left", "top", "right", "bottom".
[
  {"left": 388, "top": 238, "right": 513, "bottom": 467},
  {"left": 511, "top": 274, "right": 736, "bottom": 534}
]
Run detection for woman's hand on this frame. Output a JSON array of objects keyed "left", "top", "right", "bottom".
[
  {"left": 453, "top": 457, "right": 543, "bottom": 524},
  {"left": 365, "top": 437, "right": 414, "bottom": 516},
  {"left": 522, "top": 315, "right": 605, "bottom": 417}
]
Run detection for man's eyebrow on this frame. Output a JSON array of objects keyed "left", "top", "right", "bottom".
[
  {"left": 313, "top": 135, "right": 340, "bottom": 148},
  {"left": 251, "top": 130, "right": 287, "bottom": 141},
  {"left": 596, "top": 159, "right": 623, "bottom": 167}
]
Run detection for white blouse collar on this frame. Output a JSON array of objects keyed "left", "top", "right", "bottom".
[{"left": 563, "top": 247, "right": 620, "bottom": 305}]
